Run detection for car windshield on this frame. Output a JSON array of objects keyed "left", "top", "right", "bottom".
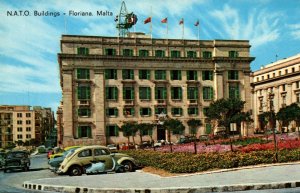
[
  {"left": 65, "top": 149, "right": 76, "bottom": 158},
  {"left": 7, "top": 152, "right": 26, "bottom": 159}
]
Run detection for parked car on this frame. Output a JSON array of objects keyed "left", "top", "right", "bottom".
[
  {"left": 139, "top": 141, "right": 152, "bottom": 149},
  {"left": 176, "top": 136, "right": 199, "bottom": 144},
  {"left": 49, "top": 146, "right": 81, "bottom": 159},
  {"left": 0, "top": 152, "right": 5, "bottom": 169},
  {"left": 3, "top": 150, "right": 30, "bottom": 173},
  {"left": 48, "top": 146, "right": 81, "bottom": 172},
  {"left": 57, "top": 145, "right": 140, "bottom": 176},
  {"left": 107, "top": 144, "right": 117, "bottom": 151},
  {"left": 154, "top": 140, "right": 165, "bottom": 147},
  {"left": 199, "top": 135, "right": 209, "bottom": 142}
]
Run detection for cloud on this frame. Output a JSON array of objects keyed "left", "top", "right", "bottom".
[
  {"left": 288, "top": 24, "right": 300, "bottom": 40},
  {"left": 209, "top": 5, "right": 281, "bottom": 47}
]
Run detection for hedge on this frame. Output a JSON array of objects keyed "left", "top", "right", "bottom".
[{"left": 122, "top": 149, "right": 300, "bottom": 173}]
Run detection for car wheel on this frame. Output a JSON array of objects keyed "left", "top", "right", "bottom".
[
  {"left": 69, "top": 165, "right": 82, "bottom": 176},
  {"left": 122, "top": 161, "right": 134, "bottom": 172}
]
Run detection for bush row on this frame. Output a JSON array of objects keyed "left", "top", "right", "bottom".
[{"left": 123, "top": 149, "right": 300, "bottom": 173}]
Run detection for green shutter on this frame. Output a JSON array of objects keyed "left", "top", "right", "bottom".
[
  {"left": 105, "top": 70, "right": 108, "bottom": 79},
  {"left": 106, "top": 126, "right": 109, "bottom": 137},
  {"left": 162, "top": 71, "right": 166, "bottom": 79},
  {"left": 105, "top": 87, "right": 109, "bottom": 99},
  {"left": 171, "top": 87, "right": 174, "bottom": 99},
  {"left": 77, "top": 48, "right": 80, "bottom": 54},
  {"left": 209, "top": 71, "right": 213, "bottom": 80},
  {"left": 131, "top": 87, "right": 134, "bottom": 99},
  {"left": 147, "top": 70, "right": 150, "bottom": 79},
  {"left": 123, "top": 87, "right": 125, "bottom": 99},
  {"left": 115, "top": 109, "right": 118, "bottom": 116},
  {"left": 155, "top": 71, "right": 158, "bottom": 79},
  {"left": 163, "top": 87, "right": 167, "bottom": 99},
  {"left": 202, "top": 71, "right": 205, "bottom": 81},
  {"left": 130, "top": 70, "right": 134, "bottom": 79},
  {"left": 171, "top": 71, "right": 174, "bottom": 80},
  {"left": 147, "top": 87, "right": 150, "bottom": 99},
  {"left": 179, "top": 108, "right": 182, "bottom": 115},
  {"left": 113, "top": 70, "right": 117, "bottom": 79},
  {"left": 122, "top": 70, "right": 125, "bottom": 79},
  {"left": 78, "top": 127, "right": 82, "bottom": 138},
  {"left": 195, "top": 71, "right": 198, "bottom": 80},
  {"left": 187, "top": 88, "right": 190, "bottom": 99},
  {"left": 148, "top": 108, "right": 151, "bottom": 116},
  {"left": 77, "top": 87, "right": 81, "bottom": 99},
  {"left": 179, "top": 71, "right": 182, "bottom": 80},
  {"left": 209, "top": 87, "right": 213, "bottom": 99},
  {"left": 195, "top": 88, "right": 198, "bottom": 98},
  {"left": 187, "top": 71, "right": 190, "bottom": 80},
  {"left": 112, "top": 49, "right": 116, "bottom": 56},
  {"left": 139, "top": 70, "right": 142, "bottom": 79},
  {"left": 131, "top": 108, "right": 135, "bottom": 115},
  {"left": 77, "top": 69, "right": 81, "bottom": 79},
  {"left": 87, "top": 87, "right": 91, "bottom": 99},
  {"left": 115, "top": 126, "right": 119, "bottom": 137},
  {"left": 155, "top": 87, "right": 158, "bottom": 99},
  {"left": 179, "top": 88, "right": 182, "bottom": 99},
  {"left": 140, "top": 108, "right": 142, "bottom": 116},
  {"left": 87, "top": 127, "right": 91, "bottom": 138},
  {"left": 114, "top": 87, "right": 118, "bottom": 100}
]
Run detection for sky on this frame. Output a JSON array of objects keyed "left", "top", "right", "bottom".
[{"left": 0, "top": 0, "right": 299, "bottom": 114}]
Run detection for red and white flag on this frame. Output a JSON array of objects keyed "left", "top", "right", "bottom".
[
  {"left": 144, "top": 17, "right": 151, "bottom": 24},
  {"left": 161, "top": 17, "right": 167, "bottom": 23},
  {"left": 179, "top": 18, "right": 184, "bottom": 25},
  {"left": 194, "top": 20, "right": 199, "bottom": 26}
]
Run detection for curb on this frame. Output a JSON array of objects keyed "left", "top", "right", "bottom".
[{"left": 23, "top": 181, "right": 300, "bottom": 193}]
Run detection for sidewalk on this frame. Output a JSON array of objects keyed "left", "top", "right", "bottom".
[{"left": 23, "top": 162, "right": 300, "bottom": 193}]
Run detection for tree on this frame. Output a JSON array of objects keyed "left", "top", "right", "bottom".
[
  {"left": 120, "top": 122, "right": 137, "bottom": 145},
  {"left": 136, "top": 123, "right": 155, "bottom": 144},
  {"left": 206, "top": 98, "right": 246, "bottom": 135},
  {"left": 15, "top": 140, "right": 24, "bottom": 146},
  {"left": 187, "top": 119, "right": 202, "bottom": 154},
  {"left": 232, "top": 111, "right": 253, "bottom": 137},
  {"left": 163, "top": 119, "right": 185, "bottom": 152},
  {"left": 276, "top": 106, "right": 291, "bottom": 132}
]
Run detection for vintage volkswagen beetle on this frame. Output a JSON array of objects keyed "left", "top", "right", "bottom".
[{"left": 3, "top": 150, "right": 30, "bottom": 172}]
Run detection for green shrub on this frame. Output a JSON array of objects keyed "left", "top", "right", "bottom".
[{"left": 122, "top": 149, "right": 300, "bottom": 173}]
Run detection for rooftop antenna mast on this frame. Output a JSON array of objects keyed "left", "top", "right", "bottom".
[{"left": 116, "top": 1, "right": 138, "bottom": 37}]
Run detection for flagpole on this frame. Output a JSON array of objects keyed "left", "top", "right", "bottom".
[
  {"left": 182, "top": 19, "right": 184, "bottom": 39},
  {"left": 150, "top": 7, "right": 152, "bottom": 39},
  {"left": 197, "top": 21, "right": 200, "bottom": 41}
]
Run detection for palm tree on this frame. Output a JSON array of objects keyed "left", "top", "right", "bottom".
[{"left": 187, "top": 119, "right": 202, "bottom": 154}]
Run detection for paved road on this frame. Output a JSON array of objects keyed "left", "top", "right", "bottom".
[{"left": 0, "top": 153, "right": 58, "bottom": 193}]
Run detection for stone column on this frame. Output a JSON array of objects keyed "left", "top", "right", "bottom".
[
  {"left": 243, "top": 70, "right": 251, "bottom": 112},
  {"left": 214, "top": 69, "right": 224, "bottom": 100},
  {"left": 62, "top": 70, "right": 74, "bottom": 146},
  {"left": 94, "top": 69, "right": 106, "bottom": 145}
]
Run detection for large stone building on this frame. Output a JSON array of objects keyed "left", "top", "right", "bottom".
[
  {"left": 0, "top": 105, "right": 54, "bottom": 148},
  {"left": 58, "top": 33, "right": 254, "bottom": 147},
  {"left": 252, "top": 53, "right": 300, "bottom": 131}
]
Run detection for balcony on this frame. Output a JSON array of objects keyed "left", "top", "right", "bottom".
[
  {"left": 124, "top": 99, "right": 135, "bottom": 106},
  {"left": 77, "top": 100, "right": 90, "bottom": 106}
]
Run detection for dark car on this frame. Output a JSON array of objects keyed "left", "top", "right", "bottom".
[
  {"left": 0, "top": 152, "right": 5, "bottom": 169},
  {"left": 3, "top": 151, "right": 30, "bottom": 173}
]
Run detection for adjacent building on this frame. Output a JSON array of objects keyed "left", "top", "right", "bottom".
[
  {"left": 58, "top": 33, "right": 254, "bottom": 147},
  {"left": 0, "top": 105, "right": 54, "bottom": 148},
  {"left": 252, "top": 53, "right": 300, "bottom": 131}
]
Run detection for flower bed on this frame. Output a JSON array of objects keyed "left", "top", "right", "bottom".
[{"left": 123, "top": 149, "right": 300, "bottom": 173}]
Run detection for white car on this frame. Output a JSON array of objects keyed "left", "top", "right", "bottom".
[{"left": 154, "top": 140, "right": 165, "bottom": 147}]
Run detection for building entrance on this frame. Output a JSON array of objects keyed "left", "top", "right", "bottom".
[{"left": 157, "top": 125, "right": 166, "bottom": 140}]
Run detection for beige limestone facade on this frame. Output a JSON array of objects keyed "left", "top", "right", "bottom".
[
  {"left": 58, "top": 33, "right": 254, "bottom": 147},
  {"left": 251, "top": 53, "right": 300, "bottom": 131}
]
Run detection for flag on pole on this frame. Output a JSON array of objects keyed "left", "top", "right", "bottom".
[
  {"left": 144, "top": 17, "right": 151, "bottom": 24},
  {"left": 114, "top": 15, "right": 119, "bottom": 22},
  {"left": 179, "top": 18, "right": 184, "bottom": 25},
  {"left": 161, "top": 17, "right": 167, "bottom": 23},
  {"left": 194, "top": 20, "right": 199, "bottom": 26}
]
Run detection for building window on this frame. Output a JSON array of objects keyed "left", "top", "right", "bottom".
[
  {"left": 282, "top": 84, "right": 286, "bottom": 92},
  {"left": 273, "top": 73, "right": 275, "bottom": 77},
  {"left": 17, "top": 120, "right": 22, "bottom": 125},
  {"left": 105, "top": 86, "right": 118, "bottom": 100},
  {"left": 171, "top": 87, "right": 182, "bottom": 100},
  {"left": 202, "top": 71, "right": 213, "bottom": 81},
  {"left": 282, "top": 95, "right": 286, "bottom": 106},
  {"left": 155, "top": 70, "right": 166, "bottom": 80},
  {"left": 123, "top": 87, "right": 134, "bottom": 100},
  {"left": 203, "top": 107, "right": 209, "bottom": 116},
  {"left": 78, "top": 108, "right": 91, "bottom": 117},
  {"left": 155, "top": 107, "right": 167, "bottom": 114},
  {"left": 77, "top": 126, "right": 92, "bottom": 138},
  {"left": 187, "top": 51, "right": 196, "bottom": 58},
  {"left": 77, "top": 68, "right": 90, "bottom": 79},
  {"left": 77, "top": 86, "right": 91, "bottom": 100},
  {"left": 229, "top": 83, "right": 240, "bottom": 98},
  {"left": 77, "top": 47, "right": 89, "bottom": 55},
  {"left": 122, "top": 69, "right": 134, "bottom": 80},
  {"left": 187, "top": 70, "right": 197, "bottom": 81},
  {"left": 297, "top": 93, "right": 300, "bottom": 103},
  {"left": 106, "top": 108, "right": 118, "bottom": 117},
  {"left": 259, "top": 90, "right": 262, "bottom": 95},
  {"left": 296, "top": 81, "right": 300, "bottom": 89},
  {"left": 259, "top": 98, "right": 263, "bottom": 111},
  {"left": 106, "top": 125, "right": 119, "bottom": 137},
  {"left": 188, "top": 107, "right": 199, "bottom": 115},
  {"left": 17, "top": 134, "right": 22, "bottom": 139},
  {"left": 139, "top": 70, "right": 150, "bottom": 80},
  {"left": 139, "top": 49, "right": 149, "bottom": 57},
  {"left": 155, "top": 50, "right": 165, "bottom": 57},
  {"left": 170, "top": 50, "right": 181, "bottom": 58},
  {"left": 105, "top": 69, "right": 117, "bottom": 79},
  {"left": 202, "top": 51, "right": 212, "bottom": 59},
  {"left": 140, "top": 108, "right": 151, "bottom": 116},
  {"left": 26, "top": 113, "right": 31, "bottom": 118},
  {"left": 171, "top": 108, "right": 183, "bottom": 116},
  {"left": 292, "top": 67, "right": 295, "bottom": 73},
  {"left": 26, "top": 120, "right": 31, "bottom": 125},
  {"left": 26, "top": 134, "right": 31, "bottom": 139},
  {"left": 229, "top": 51, "right": 239, "bottom": 58},
  {"left": 256, "top": 77, "right": 259, "bottom": 82},
  {"left": 187, "top": 87, "right": 198, "bottom": 100},
  {"left": 123, "top": 108, "right": 135, "bottom": 116},
  {"left": 123, "top": 49, "right": 133, "bottom": 56},
  {"left": 267, "top": 74, "right": 270, "bottom": 79},
  {"left": 262, "top": 76, "right": 264, "bottom": 80},
  {"left": 155, "top": 87, "right": 167, "bottom": 99},
  {"left": 17, "top": 127, "right": 22, "bottom": 132},
  {"left": 285, "top": 69, "right": 288, "bottom": 74},
  {"left": 105, "top": 48, "right": 116, "bottom": 56},
  {"left": 17, "top": 113, "right": 22, "bottom": 118},
  {"left": 269, "top": 99, "right": 274, "bottom": 111},
  {"left": 279, "top": 71, "right": 282, "bottom": 76},
  {"left": 171, "top": 70, "right": 182, "bottom": 80},
  {"left": 228, "top": 70, "right": 239, "bottom": 80},
  {"left": 26, "top": 127, "right": 31, "bottom": 132},
  {"left": 203, "top": 87, "right": 213, "bottom": 100},
  {"left": 139, "top": 87, "right": 151, "bottom": 100}
]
